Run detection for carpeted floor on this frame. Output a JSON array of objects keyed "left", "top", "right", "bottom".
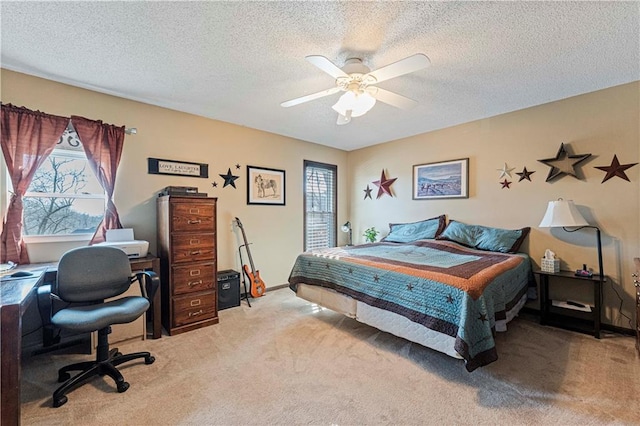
[{"left": 21, "top": 288, "right": 640, "bottom": 425}]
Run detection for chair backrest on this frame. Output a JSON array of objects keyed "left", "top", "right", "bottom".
[{"left": 55, "top": 246, "right": 133, "bottom": 303}]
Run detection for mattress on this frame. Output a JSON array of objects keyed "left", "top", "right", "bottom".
[{"left": 289, "top": 239, "right": 534, "bottom": 371}]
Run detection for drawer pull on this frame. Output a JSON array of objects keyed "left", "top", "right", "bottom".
[
  {"left": 190, "top": 250, "right": 201, "bottom": 256},
  {"left": 190, "top": 299, "right": 201, "bottom": 307},
  {"left": 189, "top": 309, "right": 204, "bottom": 317},
  {"left": 189, "top": 269, "right": 201, "bottom": 276},
  {"left": 190, "top": 238, "right": 200, "bottom": 245},
  {"left": 189, "top": 208, "right": 200, "bottom": 214},
  {"left": 188, "top": 280, "right": 203, "bottom": 287},
  {"left": 188, "top": 219, "right": 201, "bottom": 225}
]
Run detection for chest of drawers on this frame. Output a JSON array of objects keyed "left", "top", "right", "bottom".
[{"left": 157, "top": 195, "right": 218, "bottom": 335}]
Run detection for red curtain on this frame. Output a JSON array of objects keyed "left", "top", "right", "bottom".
[
  {"left": 0, "top": 104, "right": 69, "bottom": 264},
  {"left": 71, "top": 116, "right": 124, "bottom": 244}
]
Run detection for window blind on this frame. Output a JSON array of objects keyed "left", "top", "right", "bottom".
[{"left": 304, "top": 161, "right": 337, "bottom": 251}]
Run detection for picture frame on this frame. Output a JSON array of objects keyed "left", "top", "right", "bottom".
[
  {"left": 413, "top": 158, "right": 469, "bottom": 200},
  {"left": 147, "top": 157, "right": 208, "bottom": 178},
  {"left": 247, "top": 165, "right": 286, "bottom": 205}
]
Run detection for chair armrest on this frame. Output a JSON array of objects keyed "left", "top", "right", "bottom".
[{"left": 134, "top": 271, "right": 160, "bottom": 301}]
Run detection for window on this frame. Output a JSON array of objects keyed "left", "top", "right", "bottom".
[
  {"left": 304, "top": 160, "right": 337, "bottom": 251},
  {"left": 21, "top": 125, "right": 106, "bottom": 237}
]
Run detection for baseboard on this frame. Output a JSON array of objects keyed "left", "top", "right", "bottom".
[{"left": 267, "top": 283, "right": 290, "bottom": 292}]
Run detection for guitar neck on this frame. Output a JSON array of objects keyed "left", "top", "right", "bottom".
[{"left": 236, "top": 218, "right": 257, "bottom": 273}]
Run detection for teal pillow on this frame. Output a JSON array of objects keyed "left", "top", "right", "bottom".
[
  {"left": 436, "top": 220, "right": 530, "bottom": 253},
  {"left": 382, "top": 215, "right": 446, "bottom": 243}
]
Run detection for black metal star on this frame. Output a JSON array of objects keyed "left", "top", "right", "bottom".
[
  {"left": 478, "top": 313, "right": 488, "bottom": 322},
  {"left": 594, "top": 155, "right": 638, "bottom": 183},
  {"left": 407, "top": 283, "right": 414, "bottom": 291},
  {"left": 325, "top": 263, "right": 330, "bottom": 269},
  {"left": 219, "top": 168, "right": 239, "bottom": 188},
  {"left": 348, "top": 268, "right": 353, "bottom": 274},
  {"left": 538, "top": 143, "right": 591, "bottom": 182},
  {"left": 500, "top": 179, "right": 512, "bottom": 189},
  {"left": 235, "top": 163, "right": 241, "bottom": 169},
  {"left": 446, "top": 294, "right": 454, "bottom": 304},
  {"left": 373, "top": 274, "right": 380, "bottom": 283},
  {"left": 363, "top": 185, "right": 373, "bottom": 200},
  {"left": 516, "top": 167, "right": 535, "bottom": 182},
  {"left": 211, "top": 182, "right": 218, "bottom": 188},
  {"left": 372, "top": 170, "right": 397, "bottom": 199}
]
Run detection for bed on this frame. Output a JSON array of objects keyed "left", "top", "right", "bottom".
[{"left": 288, "top": 218, "right": 533, "bottom": 372}]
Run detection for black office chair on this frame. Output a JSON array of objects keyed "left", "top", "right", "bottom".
[{"left": 50, "top": 245, "right": 159, "bottom": 408}]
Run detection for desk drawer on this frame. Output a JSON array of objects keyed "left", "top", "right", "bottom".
[
  {"left": 171, "top": 203, "right": 215, "bottom": 233},
  {"left": 173, "top": 292, "right": 216, "bottom": 327},
  {"left": 171, "top": 235, "right": 215, "bottom": 263},
  {"left": 172, "top": 262, "right": 215, "bottom": 295}
]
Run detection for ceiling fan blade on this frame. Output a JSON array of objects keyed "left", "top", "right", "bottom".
[
  {"left": 336, "top": 110, "right": 352, "bottom": 125},
  {"left": 306, "top": 55, "right": 349, "bottom": 79},
  {"left": 368, "top": 87, "right": 418, "bottom": 110},
  {"left": 365, "top": 54, "right": 430, "bottom": 84},
  {"left": 281, "top": 86, "right": 341, "bottom": 108},
  {"left": 336, "top": 115, "right": 351, "bottom": 125}
]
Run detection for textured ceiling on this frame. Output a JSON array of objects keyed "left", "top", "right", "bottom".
[{"left": 1, "top": 2, "right": 639, "bottom": 151}]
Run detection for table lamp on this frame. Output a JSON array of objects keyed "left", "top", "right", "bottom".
[
  {"left": 341, "top": 221, "right": 352, "bottom": 246},
  {"left": 539, "top": 199, "right": 603, "bottom": 279}
]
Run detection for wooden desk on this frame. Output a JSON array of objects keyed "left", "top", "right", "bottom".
[
  {"left": 1, "top": 265, "right": 49, "bottom": 426},
  {"left": 129, "top": 255, "right": 162, "bottom": 339}
]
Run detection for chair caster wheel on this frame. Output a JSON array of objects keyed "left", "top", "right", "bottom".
[
  {"left": 53, "top": 396, "right": 68, "bottom": 407},
  {"left": 145, "top": 355, "right": 155, "bottom": 365},
  {"left": 58, "top": 372, "right": 71, "bottom": 382},
  {"left": 117, "top": 381, "right": 130, "bottom": 393}
]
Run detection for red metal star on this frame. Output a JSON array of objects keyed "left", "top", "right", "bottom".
[
  {"left": 594, "top": 155, "right": 638, "bottom": 183},
  {"left": 372, "top": 169, "right": 397, "bottom": 199},
  {"left": 500, "top": 179, "right": 512, "bottom": 189}
]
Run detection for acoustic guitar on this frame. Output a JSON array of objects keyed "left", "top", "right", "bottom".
[{"left": 235, "top": 217, "right": 266, "bottom": 298}]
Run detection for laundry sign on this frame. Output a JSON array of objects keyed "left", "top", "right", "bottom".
[{"left": 148, "top": 157, "right": 209, "bottom": 178}]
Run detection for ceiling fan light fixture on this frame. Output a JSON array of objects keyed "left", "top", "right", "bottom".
[{"left": 331, "top": 90, "right": 376, "bottom": 118}]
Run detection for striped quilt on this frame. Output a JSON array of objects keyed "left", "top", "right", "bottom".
[{"left": 288, "top": 239, "right": 533, "bottom": 371}]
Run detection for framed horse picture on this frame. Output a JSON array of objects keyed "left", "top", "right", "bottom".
[{"left": 247, "top": 165, "right": 286, "bottom": 206}]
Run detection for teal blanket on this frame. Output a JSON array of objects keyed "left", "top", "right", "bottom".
[{"left": 288, "top": 240, "right": 533, "bottom": 371}]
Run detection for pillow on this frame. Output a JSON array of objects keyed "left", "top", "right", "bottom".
[
  {"left": 436, "top": 220, "right": 530, "bottom": 253},
  {"left": 382, "top": 215, "right": 446, "bottom": 243}
]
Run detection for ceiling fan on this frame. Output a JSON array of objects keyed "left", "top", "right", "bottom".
[{"left": 281, "top": 53, "right": 430, "bottom": 125}]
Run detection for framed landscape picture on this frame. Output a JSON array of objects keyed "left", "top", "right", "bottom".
[
  {"left": 413, "top": 158, "right": 469, "bottom": 200},
  {"left": 247, "top": 165, "right": 286, "bottom": 205}
]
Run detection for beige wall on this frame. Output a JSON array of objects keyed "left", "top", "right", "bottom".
[
  {"left": 347, "top": 82, "right": 640, "bottom": 327},
  {"left": 2, "top": 69, "right": 638, "bottom": 328},
  {"left": 0, "top": 69, "right": 349, "bottom": 286}
]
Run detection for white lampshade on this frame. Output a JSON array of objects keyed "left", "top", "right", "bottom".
[
  {"left": 539, "top": 199, "right": 589, "bottom": 228},
  {"left": 332, "top": 90, "right": 376, "bottom": 118}
]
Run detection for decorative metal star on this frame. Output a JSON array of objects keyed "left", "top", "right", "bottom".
[
  {"left": 348, "top": 268, "right": 353, "bottom": 274},
  {"left": 478, "top": 313, "right": 488, "bottom": 322},
  {"left": 373, "top": 274, "right": 380, "bottom": 283},
  {"left": 363, "top": 185, "right": 373, "bottom": 200},
  {"left": 594, "top": 155, "right": 638, "bottom": 183},
  {"left": 372, "top": 170, "right": 397, "bottom": 199},
  {"left": 500, "top": 179, "right": 512, "bottom": 189},
  {"left": 538, "top": 143, "right": 591, "bottom": 182},
  {"left": 211, "top": 182, "right": 218, "bottom": 188},
  {"left": 497, "top": 163, "right": 515, "bottom": 179},
  {"left": 516, "top": 167, "right": 535, "bottom": 182},
  {"left": 446, "top": 294, "right": 454, "bottom": 304},
  {"left": 407, "top": 283, "right": 414, "bottom": 291},
  {"left": 219, "top": 168, "right": 240, "bottom": 188},
  {"left": 325, "top": 263, "right": 330, "bottom": 269},
  {"left": 235, "top": 163, "right": 241, "bottom": 169}
]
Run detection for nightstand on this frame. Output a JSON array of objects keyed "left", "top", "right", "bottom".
[{"left": 534, "top": 269, "right": 606, "bottom": 338}]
